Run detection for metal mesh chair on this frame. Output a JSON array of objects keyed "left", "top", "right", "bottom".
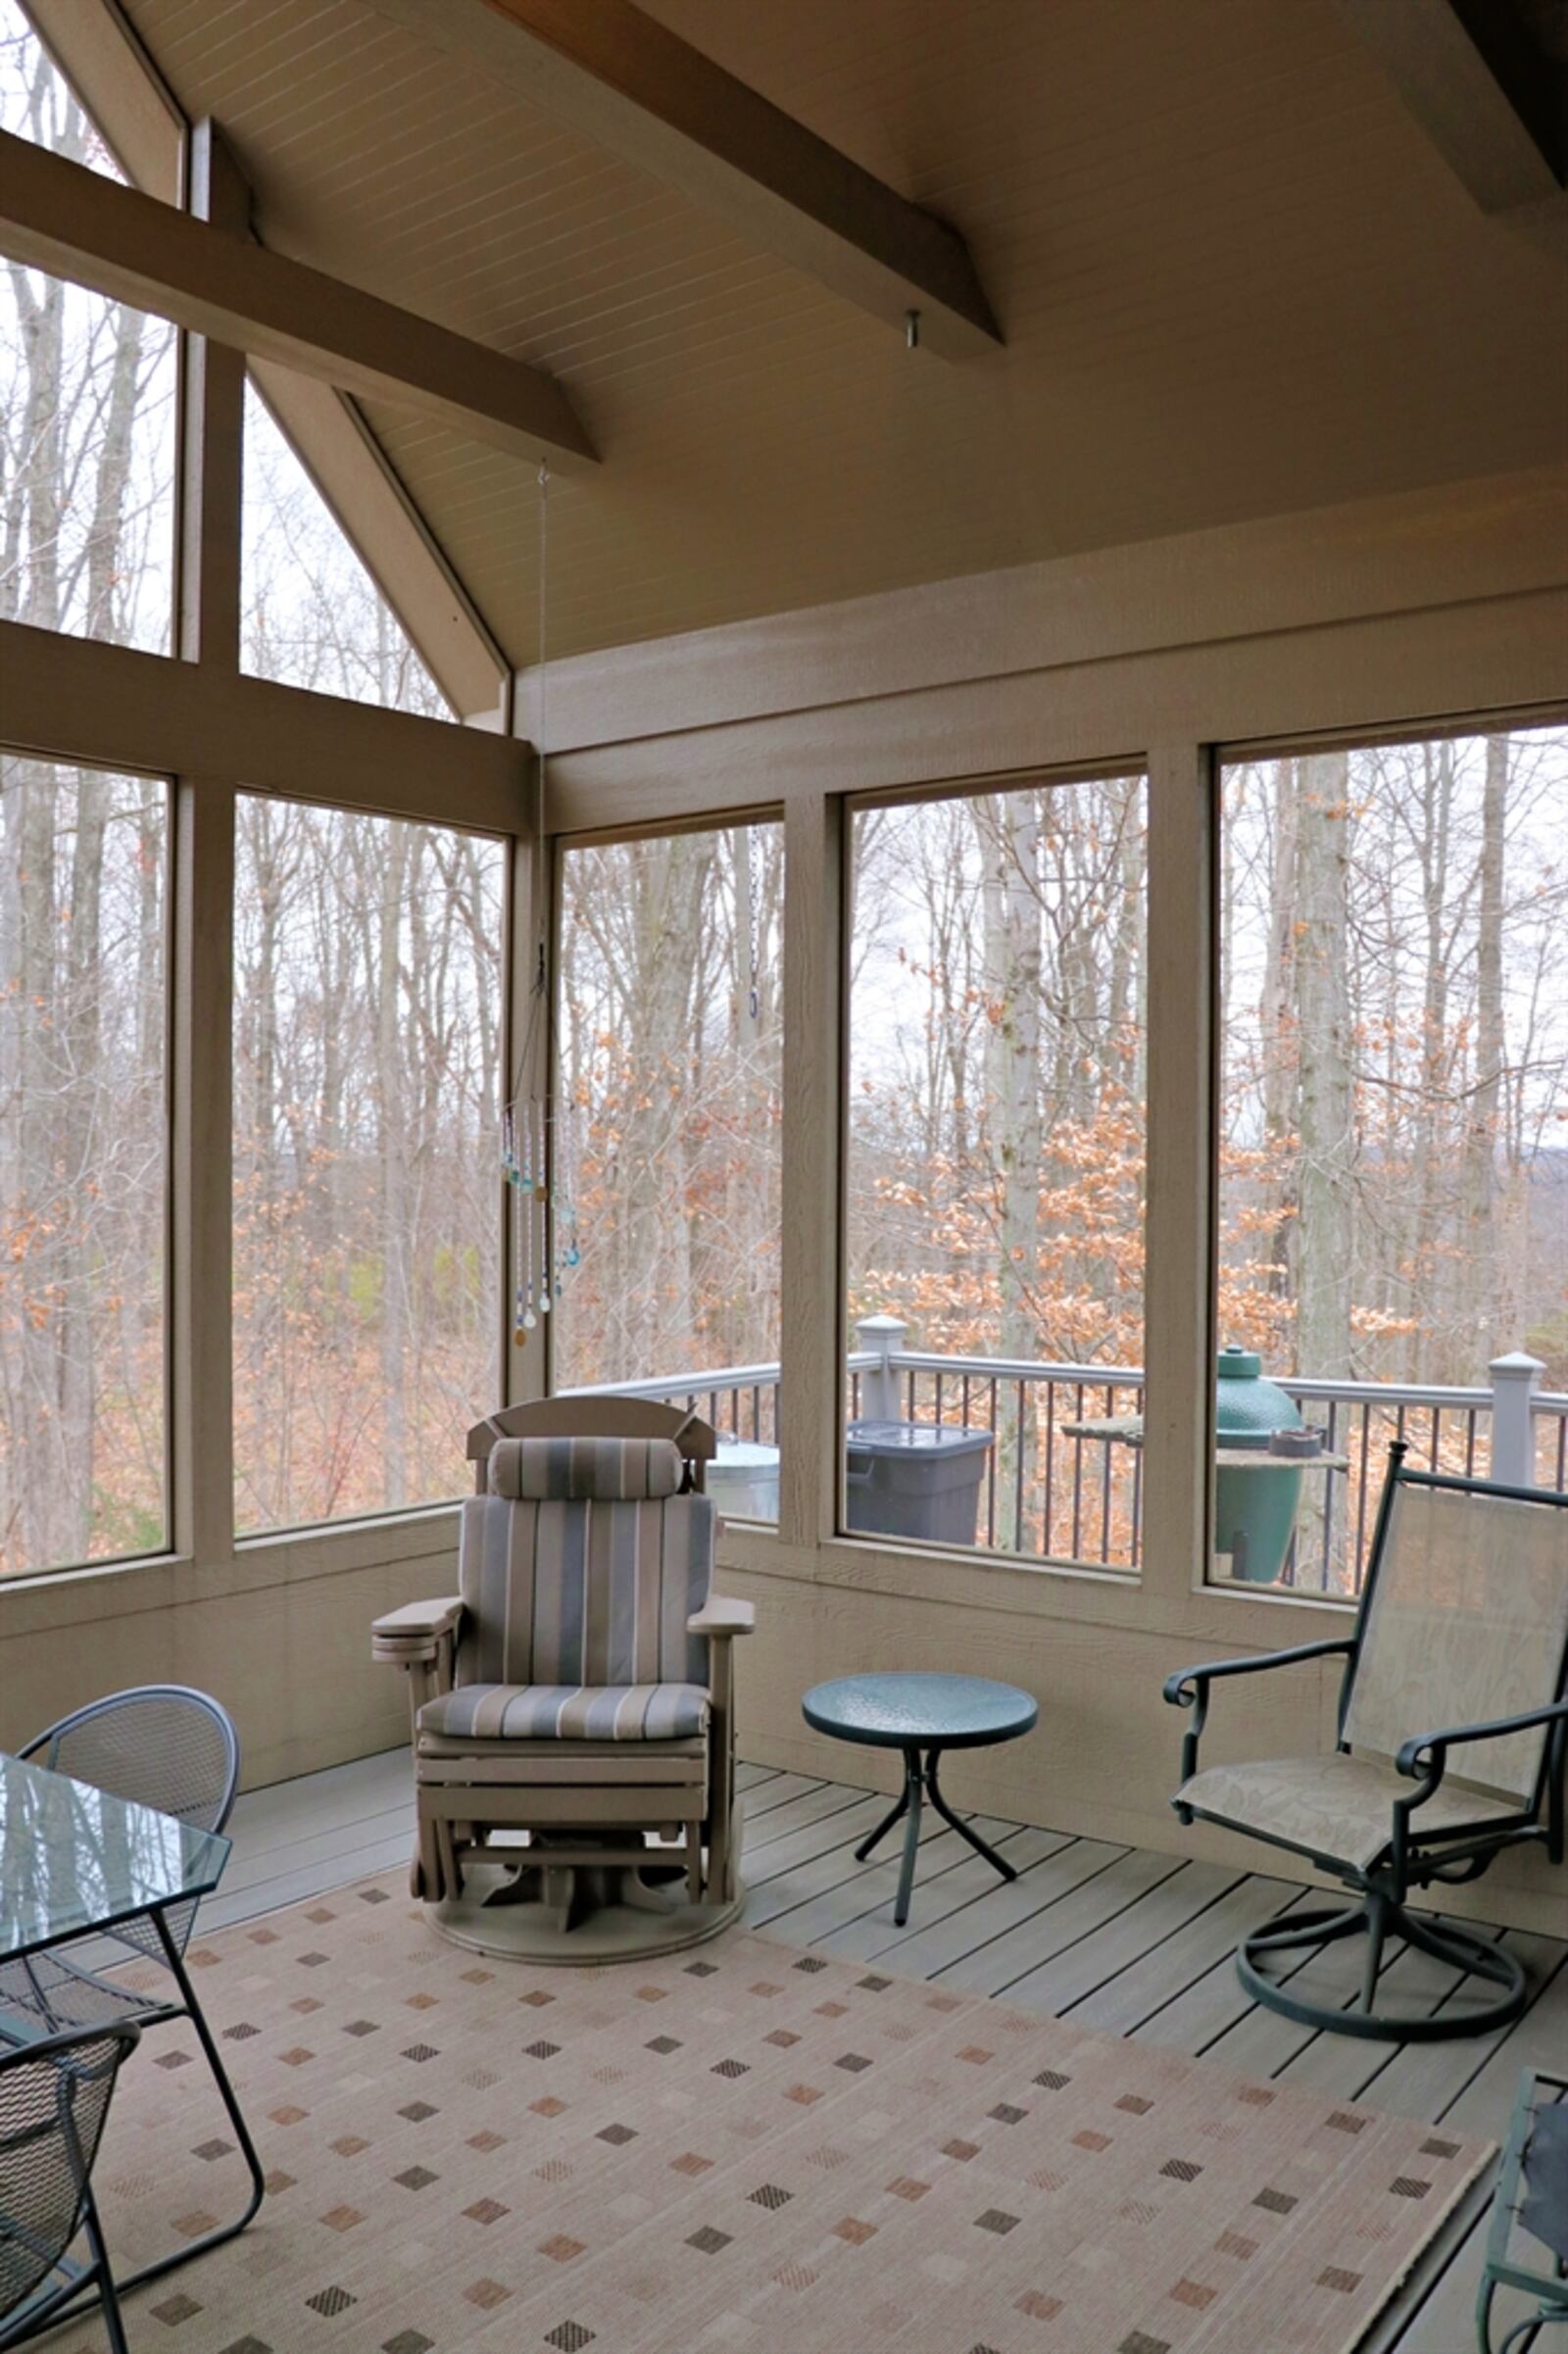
[
  {"left": 0, "top": 1690, "right": 262, "bottom": 2309},
  {"left": 0, "top": 2024, "right": 138, "bottom": 2354},
  {"left": 1165, "top": 1446, "right": 1568, "bottom": 2041}
]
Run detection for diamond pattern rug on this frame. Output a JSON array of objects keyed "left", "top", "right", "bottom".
[{"left": 55, "top": 1871, "right": 1491, "bottom": 2354}]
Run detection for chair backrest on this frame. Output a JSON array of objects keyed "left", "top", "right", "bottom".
[
  {"left": 20, "top": 1687, "right": 240, "bottom": 1961},
  {"left": 0, "top": 2024, "right": 137, "bottom": 2324},
  {"left": 1345, "top": 1464, "right": 1568, "bottom": 1803},
  {"left": 457, "top": 1428, "right": 715, "bottom": 1691},
  {"left": 466, "top": 1398, "right": 717, "bottom": 1494},
  {"left": 21, "top": 1687, "right": 240, "bottom": 1836}
]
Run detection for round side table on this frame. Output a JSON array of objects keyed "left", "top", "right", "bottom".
[{"left": 801, "top": 1672, "right": 1038, "bottom": 1927}]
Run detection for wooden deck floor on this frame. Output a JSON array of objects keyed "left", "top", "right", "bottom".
[{"left": 218, "top": 1748, "right": 1567, "bottom": 2352}]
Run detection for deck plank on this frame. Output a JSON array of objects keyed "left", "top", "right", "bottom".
[
  {"left": 807, "top": 1826, "right": 1072, "bottom": 1961},
  {"left": 1067, "top": 1870, "right": 1298, "bottom": 2034},
  {"left": 867, "top": 1836, "right": 1122, "bottom": 1979},
  {"left": 944, "top": 1844, "right": 1187, "bottom": 1997},
  {"left": 1001, "top": 1859, "right": 1245, "bottom": 2016}
]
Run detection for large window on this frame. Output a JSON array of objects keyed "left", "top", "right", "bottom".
[
  {"left": 846, "top": 776, "right": 1148, "bottom": 1567},
  {"left": 554, "top": 821, "right": 785, "bottom": 1517},
  {"left": 0, "top": 755, "right": 169, "bottom": 1574},
  {"left": 233, "top": 799, "right": 505, "bottom": 1532},
  {"left": 0, "top": 2, "right": 176, "bottom": 653},
  {"left": 1219, "top": 722, "right": 1568, "bottom": 1594}
]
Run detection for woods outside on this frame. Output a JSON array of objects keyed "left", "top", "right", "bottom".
[{"left": 3, "top": 7, "right": 1565, "bottom": 1586}]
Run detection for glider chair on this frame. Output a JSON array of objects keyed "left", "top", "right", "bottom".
[
  {"left": 1164, "top": 1444, "right": 1568, "bottom": 2041},
  {"left": 372, "top": 1399, "right": 755, "bottom": 1961}
]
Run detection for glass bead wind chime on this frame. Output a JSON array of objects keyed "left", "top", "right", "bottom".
[{"left": 505, "top": 460, "right": 580, "bottom": 1351}]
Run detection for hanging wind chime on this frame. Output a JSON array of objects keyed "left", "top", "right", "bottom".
[{"left": 504, "top": 461, "right": 580, "bottom": 1350}]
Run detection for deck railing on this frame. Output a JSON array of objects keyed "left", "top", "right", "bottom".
[{"left": 569, "top": 1330, "right": 1568, "bottom": 1598}]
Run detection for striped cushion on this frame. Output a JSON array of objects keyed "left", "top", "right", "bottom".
[
  {"left": 457, "top": 1493, "right": 713, "bottom": 1688},
  {"left": 488, "top": 1436, "right": 683, "bottom": 1501},
  {"left": 420, "top": 1683, "right": 710, "bottom": 1741}
]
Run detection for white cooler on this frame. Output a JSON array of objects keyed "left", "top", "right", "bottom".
[{"left": 705, "top": 1438, "right": 780, "bottom": 1525}]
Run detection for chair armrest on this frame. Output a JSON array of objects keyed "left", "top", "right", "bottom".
[
  {"left": 371, "top": 1596, "right": 465, "bottom": 1664},
  {"left": 1162, "top": 1636, "right": 1353, "bottom": 1710},
  {"left": 688, "top": 1596, "right": 756, "bottom": 1638},
  {"left": 1164, "top": 1637, "right": 1354, "bottom": 1795},
  {"left": 1396, "top": 1696, "right": 1568, "bottom": 1787}
]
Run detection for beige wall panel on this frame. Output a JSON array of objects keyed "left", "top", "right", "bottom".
[{"left": 0, "top": 1536, "right": 457, "bottom": 1790}]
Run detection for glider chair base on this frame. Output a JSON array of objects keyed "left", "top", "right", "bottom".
[
  {"left": 429, "top": 1839, "right": 745, "bottom": 1964},
  {"left": 1237, "top": 1895, "right": 1529, "bottom": 2043}
]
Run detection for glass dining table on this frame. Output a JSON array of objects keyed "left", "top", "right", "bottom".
[{"left": 0, "top": 1749, "right": 264, "bottom": 2316}]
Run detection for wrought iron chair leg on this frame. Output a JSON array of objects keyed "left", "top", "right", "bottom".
[{"left": 81, "top": 2197, "right": 130, "bottom": 2354}]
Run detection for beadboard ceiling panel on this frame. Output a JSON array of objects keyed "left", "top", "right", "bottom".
[{"left": 122, "top": 0, "right": 1568, "bottom": 666}]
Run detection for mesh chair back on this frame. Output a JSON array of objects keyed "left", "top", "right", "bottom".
[
  {"left": 22, "top": 1689, "right": 239, "bottom": 1958},
  {"left": 0, "top": 2025, "right": 136, "bottom": 2323},
  {"left": 457, "top": 1438, "right": 714, "bottom": 1691},
  {"left": 1345, "top": 1480, "right": 1568, "bottom": 1802}
]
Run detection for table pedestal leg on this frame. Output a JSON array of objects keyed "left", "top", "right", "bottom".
[
  {"left": 925, "top": 1757, "right": 1018, "bottom": 1882},
  {"left": 894, "top": 1746, "right": 925, "bottom": 1927}
]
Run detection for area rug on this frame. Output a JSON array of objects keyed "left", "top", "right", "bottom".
[{"left": 56, "top": 1872, "right": 1491, "bottom": 2354}]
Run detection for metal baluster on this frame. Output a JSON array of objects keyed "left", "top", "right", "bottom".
[
  {"left": 906, "top": 1366, "right": 915, "bottom": 1420},
  {"left": 1071, "top": 1381, "right": 1085, "bottom": 1561},
  {"left": 1556, "top": 1414, "right": 1566, "bottom": 1492},
  {"left": 1429, "top": 1406, "right": 1442, "bottom": 1471},
  {"left": 1042, "top": 1381, "right": 1054, "bottom": 1556},
  {"left": 1100, "top": 1382, "right": 1114, "bottom": 1564},
  {"left": 986, "top": 1380, "right": 999, "bottom": 1548},
  {"left": 1464, "top": 1406, "right": 1477, "bottom": 1478},
  {"left": 936, "top": 1372, "right": 945, "bottom": 1427},
  {"left": 1014, "top": 1379, "right": 1027, "bottom": 1553},
  {"left": 961, "top": 1374, "right": 970, "bottom": 1429},
  {"left": 1353, "top": 1400, "right": 1372, "bottom": 1591},
  {"left": 1320, "top": 1398, "right": 1339, "bottom": 1594},
  {"left": 1130, "top": 1397, "right": 1143, "bottom": 1572}
]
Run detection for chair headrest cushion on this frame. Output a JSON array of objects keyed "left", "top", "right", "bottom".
[{"left": 487, "top": 1435, "right": 684, "bottom": 1501}]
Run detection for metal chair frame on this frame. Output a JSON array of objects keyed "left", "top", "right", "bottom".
[
  {"left": 1165, "top": 1446, "right": 1568, "bottom": 2041},
  {"left": 1, "top": 1689, "right": 265, "bottom": 2316},
  {"left": 0, "top": 2022, "right": 139, "bottom": 2354}
]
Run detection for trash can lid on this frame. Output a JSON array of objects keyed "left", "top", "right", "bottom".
[
  {"left": 709, "top": 1439, "right": 780, "bottom": 1470},
  {"left": 847, "top": 1418, "right": 994, "bottom": 1456}
]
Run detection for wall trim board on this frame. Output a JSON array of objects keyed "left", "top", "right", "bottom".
[
  {"left": 519, "top": 462, "right": 1568, "bottom": 753},
  {"left": 0, "top": 620, "right": 528, "bottom": 833},
  {"left": 543, "top": 588, "right": 1568, "bottom": 832}
]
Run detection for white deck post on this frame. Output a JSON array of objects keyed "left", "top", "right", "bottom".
[
  {"left": 1489, "top": 1350, "right": 1544, "bottom": 1488},
  {"left": 856, "top": 1313, "right": 909, "bottom": 1423}
]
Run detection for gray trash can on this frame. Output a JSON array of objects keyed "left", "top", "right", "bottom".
[{"left": 845, "top": 1419, "right": 994, "bottom": 1545}]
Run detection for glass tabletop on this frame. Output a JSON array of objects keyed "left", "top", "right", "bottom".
[{"left": 0, "top": 1751, "right": 230, "bottom": 1961}]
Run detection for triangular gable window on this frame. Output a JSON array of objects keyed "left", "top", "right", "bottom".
[{"left": 242, "top": 376, "right": 452, "bottom": 717}]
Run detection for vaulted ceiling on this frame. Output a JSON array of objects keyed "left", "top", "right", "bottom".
[{"left": 119, "top": 0, "right": 1568, "bottom": 666}]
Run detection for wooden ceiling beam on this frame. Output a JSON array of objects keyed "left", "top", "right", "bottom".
[
  {"left": 1336, "top": 0, "right": 1568, "bottom": 261},
  {"left": 364, "top": 0, "right": 1002, "bottom": 359},
  {"left": 0, "top": 126, "right": 597, "bottom": 466}
]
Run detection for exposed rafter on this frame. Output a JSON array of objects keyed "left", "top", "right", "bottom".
[
  {"left": 1336, "top": 0, "right": 1568, "bottom": 262},
  {"left": 362, "top": 0, "right": 1002, "bottom": 359},
  {"left": 0, "top": 127, "right": 597, "bottom": 466}
]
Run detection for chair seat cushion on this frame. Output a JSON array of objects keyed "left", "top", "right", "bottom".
[
  {"left": 1177, "top": 1753, "right": 1523, "bottom": 1873},
  {"left": 419, "top": 1683, "right": 710, "bottom": 1742}
]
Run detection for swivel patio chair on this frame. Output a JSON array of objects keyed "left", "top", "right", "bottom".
[
  {"left": 0, "top": 2022, "right": 138, "bottom": 2354},
  {"left": 372, "top": 1398, "right": 755, "bottom": 1959},
  {"left": 0, "top": 1690, "right": 265, "bottom": 2284},
  {"left": 1164, "top": 1443, "right": 1568, "bottom": 2040}
]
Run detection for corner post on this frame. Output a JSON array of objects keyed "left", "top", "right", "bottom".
[{"left": 1489, "top": 1350, "right": 1544, "bottom": 1488}]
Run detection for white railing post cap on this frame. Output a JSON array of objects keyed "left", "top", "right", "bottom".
[
  {"left": 1488, "top": 1350, "right": 1545, "bottom": 1383},
  {"left": 856, "top": 1314, "right": 909, "bottom": 1345}
]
